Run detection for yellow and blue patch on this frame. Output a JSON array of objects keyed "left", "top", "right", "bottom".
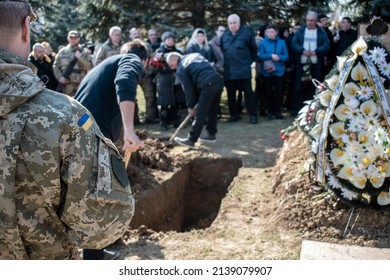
[{"left": 78, "top": 113, "right": 93, "bottom": 132}]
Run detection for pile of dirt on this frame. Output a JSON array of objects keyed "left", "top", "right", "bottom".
[
  {"left": 116, "top": 129, "right": 208, "bottom": 194},
  {"left": 270, "top": 128, "right": 390, "bottom": 248},
  {"left": 112, "top": 119, "right": 390, "bottom": 260}
]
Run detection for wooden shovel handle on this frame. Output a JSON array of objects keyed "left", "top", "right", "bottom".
[
  {"left": 124, "top": 150, "right": 132, "bottom": 169},
  {"left": 169, "top": 113, "right": 192, "bottom": 142}
]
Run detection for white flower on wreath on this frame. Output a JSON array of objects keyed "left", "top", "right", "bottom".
[
  {"left": 345, "top": 97, "right": 360, "bottom": 110},
  {"left": 358, "top": 130, "right": 374, "bottom": 146},
  {"left": 330, "top": 148, "right": 347, "bottom": 166},
  {"left": 367, "top": 166, "right": 386, "bottom": 188},
  {"left": 379, "top": 61, "right": 390, "bottom": 77},
  {"left": 345, "top": 140, "right": 362, "bottom": 156},
  {"left": 347, "top": 116, "right": 364, "bottom": 132},
  {"left": 315, "top": 110, "right": 326, "bottom": 124},
  {"left": 328, "top": 174, "right": 342, "bottom": 190},
  {"left": 329, "top": 122, "right": 345, "bottom": 139},
  {"left": 317, "top": 89, "right": 332, "bottom": 107},
  {"left": 343, "top": 82, "right": 359, "bottom": 99},
  {"left": 368, "top": 46, "right": 387, "bottom": 65},
  {"left": 341, "top": 188, "right": 358, "bottom": 201},
  {"left": 368, "top": 46, "right": 390, "bottom": 81},
  {"left": 325, "top": 75, "right": 339, "bottom": 91},
  {"left": 360, "top": 100, "right": 377, "bottom": 117},
  {"left": 370, "top": 143, "right": 387, "bottom": 158},
  {"left": 351, "top": 61, "right": 368, "bottom": 81},
  {"left": 357, "top": 85, "right": 374, "bottom": 101},
  {"left": 363, "top": 115, "right": 379, "bottom": 131},
  {"left": 377, "top": 190, "right": 390, "bottom": 206},
  {"left": 334, "top": 104, "right": 350, "bottom": 121},
  {"left": 373, "top": 127, "right": 388, "bottom": 145},
  {"left": 310, "top": 140, "right": 318, "bottom": 154},
  {"left": 309, "top": 124, "right": 322, "bottom": 140}
]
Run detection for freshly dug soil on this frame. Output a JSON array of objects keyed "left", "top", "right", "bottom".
[{"left": 111, "top": 117, "right": 390, "bottom": 260}]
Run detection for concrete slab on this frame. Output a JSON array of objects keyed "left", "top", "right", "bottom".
[{"left": 300, "top": 240, "right": 390, "bottom": 260}]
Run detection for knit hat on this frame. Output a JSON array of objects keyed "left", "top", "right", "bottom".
[{"left": 162, "top": 31, "right": 175, "bottom": 41}]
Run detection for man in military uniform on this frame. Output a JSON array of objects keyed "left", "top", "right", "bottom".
[
  {"left": 0, "top": 0, "right": 135, "bottom": 260},
  {"left": 95, "top": 26, "right": 122, "bottom": 66},
  {"left": 53, "top": 30, "right": 92, "bottom": 97}
]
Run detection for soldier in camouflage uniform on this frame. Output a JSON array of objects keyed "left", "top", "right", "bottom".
[
  {"left": 53, "top": 30, "right": 92, "bottom": 97},
  {"left": 0, "top": 0, "right": 135, "bottom": 260},
  {"left": 94, "top": 26, "right": 122, "bottom": 66}
]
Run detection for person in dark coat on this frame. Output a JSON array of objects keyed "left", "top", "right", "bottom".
[
  {"left": 28, "top": 43, "right": 58, "bottom": 90},
  {"left": 333, "top": 16, "right": 358, "bottom": 60},
  {"left": 221, "top": 14, "right": 258, "bottom": 124},
  {"left": 166, "top": 52, "right": 224, "bottom": 148},
  {"left": 290, "top": 11, "right": 329, "bottom": 115},
  {"left": 75, "top": 39, "right": 146, "bottom": 144},
  {"left": 150, "top": 31, "right": 185, "bottom": 131},
  {"left": 74, "top": 39, "right": 147, "bottom": 260}
]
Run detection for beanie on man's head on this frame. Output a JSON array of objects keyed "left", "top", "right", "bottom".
[{"left": 162, "top": 31, "right": 175, "bottom": 41}]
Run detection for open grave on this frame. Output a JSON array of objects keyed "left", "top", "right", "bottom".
[{"left": 120, "top": 130, "right": 242, "bottom": 232}]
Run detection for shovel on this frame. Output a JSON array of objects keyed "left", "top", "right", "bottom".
[
  {"left": 124, "top": 150, "right": 132, "bottom": 169},
  {"left": 168, "top": 113, "right": 193, "bottom": 144}
]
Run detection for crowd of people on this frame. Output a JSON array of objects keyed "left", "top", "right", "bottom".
[
  {"left": 28, "top": 10, "right": 365, "bottom": 133},
  {"left": 1, "top": 0, "right": 384, "bottom": 260}
]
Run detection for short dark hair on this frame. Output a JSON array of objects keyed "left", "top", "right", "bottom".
[
  {"left": 342, "top": 17, "right": 352, "bottom": 24},
  {"left": 120, "top": 39, "right": 148, "bottom": 60},
  {"left": 265, "top": 24, "right": 277, "bottom": 31},
  {"left": 0, "top": 0, "right": 35, "bottom": 31}
]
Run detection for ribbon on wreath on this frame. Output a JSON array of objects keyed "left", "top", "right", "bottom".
[{"left": 315, "top": 57, "right": 355, "bottom": 184}]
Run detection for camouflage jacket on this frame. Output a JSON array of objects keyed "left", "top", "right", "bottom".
[
  {"left": 0, "top": 49, "right": 134, "bottom": 260},
  {"left": 95, "top": 39, "right": 122, "bottom": 66},
  {"left": 53, "top": 44, "right": 92, "bottom": 84}
]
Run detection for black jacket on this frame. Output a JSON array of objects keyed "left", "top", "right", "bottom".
[
  {"left": 74, "top": 53, "right": 143, "bottom": 141},
  {"left": 176, "top": 53, "right": 223, "bottom": 108},
  {"left": 221, "top": 27, "right": 257, "bottom": 80},
  {"left": 28, "top": 54, "right": 58, "bottom": 90},
  {"left": 334, "top": 28, "right": 358, "bottom": 56}
]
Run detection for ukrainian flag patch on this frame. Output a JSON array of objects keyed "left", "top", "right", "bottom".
[{"left": 78, "top": 113, "right": 93, "bottom": 132}]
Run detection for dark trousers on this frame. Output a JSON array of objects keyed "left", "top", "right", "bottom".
[
  {"left": 189, "top": 79, "right": 223, "bottom": 142},
  {"left": 225, "top": 79, "right": 257, "bottom": 117},
  {"left": 255, "top": 75, "right": 265, "bottom": 113},
  {"left": 83, "top": 249, "right": 105, "bottom": 260},
  {"left": 263, "top": 75, "right": 284, "bottom": 115},
  {"left": 292, "top": 63, "right": 322, "bottom": 112}
]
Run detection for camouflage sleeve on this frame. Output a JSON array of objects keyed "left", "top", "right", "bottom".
[
  {"left": 59, "top": 101, "right": 134, "bottom": 249},
  {"left": 77, "top": 49, "right": 92, "bottom": 72},
  {"left": 95, "top": 45, "right": 107, "bottom": 66},
  {"left": 52, "top": 50, "right": 64, "bottom": 80}
]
